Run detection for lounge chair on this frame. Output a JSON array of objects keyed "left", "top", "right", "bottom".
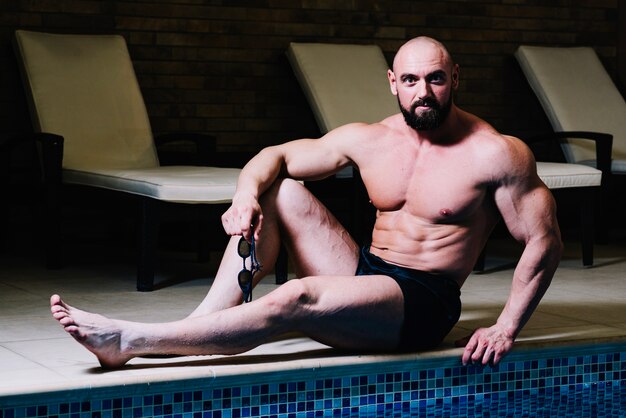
[{"left": 13, "top": 30, "right": 244, "bottom": 291}]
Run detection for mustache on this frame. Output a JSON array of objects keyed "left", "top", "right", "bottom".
[{"left": 411, "top": 98, "right": 439, "bottom": 112}]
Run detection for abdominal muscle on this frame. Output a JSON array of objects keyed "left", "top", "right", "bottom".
[{"left": 369, "top": 210, "right": 492, "bottom": 285}]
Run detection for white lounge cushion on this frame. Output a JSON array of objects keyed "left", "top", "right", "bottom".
[
  {"left": 578, "top": 158, "right": 626, "bottom": 173},
  {"left": 536, "top": 162, "right": 601, "bottom": 189},
  {"left": 287, "top": 42, "right": 397, "bottom": 178},
  {"left": 16, "top": 30, "right": 242, "bottom": 206},
  {"left": 64, "top": 166, "right": 241, "bottom": 203},
  {"left": 287, "top": 43, "right": 397, "bottom": 134},
  {"left": 15, "top": 30, "right": 159, "bottom": 170},
  {"left": 515, "top": 45, "right": 626, "bottom": 171}
]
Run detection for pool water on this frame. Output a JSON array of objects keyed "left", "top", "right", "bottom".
[
  {"left": 382, "top": 381, "right": 624, "bottom": 417},
  {"left": 1, "top": 345, "right": 624, "bottom": 417}
]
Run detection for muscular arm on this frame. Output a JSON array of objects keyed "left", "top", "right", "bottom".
[
  {"left": 462, "top": 139, "right": 563, "bottom": 366},
  {"left": 222, "top": 124, "right": 360, "bottom": 238}
]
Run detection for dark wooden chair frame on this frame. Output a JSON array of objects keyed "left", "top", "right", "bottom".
[{"left": 1, "top": 132, "right": 288, "bottom": 291}]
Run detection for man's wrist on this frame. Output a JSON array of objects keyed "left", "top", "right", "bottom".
[
  {"left": 233, "top": 190, "right": 258, "bottom": 202},
  {"left": 494, "top": 319, "right": 518, "bottom": 340}
]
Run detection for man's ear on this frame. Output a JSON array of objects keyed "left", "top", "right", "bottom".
[
  {"left": 451, "top": 64, "right": 460, "bottom": 90},
  {"left": 388, "top": 69, "right": 398, "bottom": 96}
]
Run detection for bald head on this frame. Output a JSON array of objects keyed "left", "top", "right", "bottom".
[
  {"left": 387, "top": 37, "right": 459, "bottom": 131},
  {"left": 392, "top": 37, "right": 454, "bottom": 73}
]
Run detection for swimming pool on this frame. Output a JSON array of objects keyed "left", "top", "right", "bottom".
[{"left": 1, "top": 342, "right": 624, "bottom": 417}]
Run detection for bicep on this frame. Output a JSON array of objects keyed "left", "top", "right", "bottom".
[
  {"left": 491, "top": 139, "right": 558, "bottom": 244},
  {"left": 494, "top": 175, "right": 558, "bottom": 245}
]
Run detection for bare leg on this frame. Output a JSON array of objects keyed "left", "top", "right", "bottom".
[
  {"left": 50, "top": 179, "right": 393, "bottom": 369},
  {"left": 187, "top": 179, "right": 360, "bottom": 317},
  {"left": 51, "top": 272, "right": 403, "bottom": 369}
]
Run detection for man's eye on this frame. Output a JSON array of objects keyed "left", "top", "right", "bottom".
[{"left": 429, "top": 74, "right": 446, "bottom": 84}]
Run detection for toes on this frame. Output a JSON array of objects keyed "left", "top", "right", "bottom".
[
  {"left": 59, "top": 316, "right": 76, "bottom": 327},
  {"left": 51, "top": 304, "right": 67, "bottom": 315},
  {"left": 50, "top": 294, "right": 61, "bottom": 306},
  {"left": 64, "top": 325, "right": 82, "bottom": 338},
  {"left": 50, "top": 294, "right": 71, "bottom": 310},
  {"left": 52, "top": 311, "right": 67, "bottom": 321}
]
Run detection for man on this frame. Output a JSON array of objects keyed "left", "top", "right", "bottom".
[{"left": 50, "top": 37, "right": 562, "bottom": 369}]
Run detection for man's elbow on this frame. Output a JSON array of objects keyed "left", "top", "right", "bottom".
[{"left": 544, "top": 230, "right": 563, "bottom": 268}]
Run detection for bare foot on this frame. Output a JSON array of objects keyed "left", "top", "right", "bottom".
[{"left": 50, "top": 294, "right": 134, "bottom": 369}]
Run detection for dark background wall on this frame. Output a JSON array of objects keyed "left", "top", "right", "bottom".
[
  {"left": 1, "top": 0, "right": 624, "bottom": 255},
  {"left": 1, "top": 0, "right": 622, "bottom": 151}
]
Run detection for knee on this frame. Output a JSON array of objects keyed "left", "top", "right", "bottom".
[
  {"left": 263, "top": 279, "right": 315, "bottom": 323},
  {"left": 260, "top": 178, "right": 306, "bottom": 211}
]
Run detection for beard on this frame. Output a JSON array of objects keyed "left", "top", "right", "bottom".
[{"left": 399, "top": 95, "right": 452, "bottom": 131}]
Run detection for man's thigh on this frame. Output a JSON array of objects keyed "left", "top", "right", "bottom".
[
  {"left": 290, "top": 274, "right": 404, "bottom": 351},
  {"left": 268, "top": 179, "right": 360, "bottom": 278}
]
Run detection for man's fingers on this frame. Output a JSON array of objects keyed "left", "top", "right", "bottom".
[
  {"left": 470, "top": 342, "right": 487, "bottom": 365},
  {"left": 253, "top": 214, "right": 264, "bottom": 240},
  {"left": 462, "top": 350, "right": 472, "bottom": 366},
  {"left": 466, "top": 330, "right": 491, "bottom": 365},
  {"left": 481, "top": 346, "right": 494, "bottom": 366},
  {"left": 478, "top": 340, "right": 511, "bottom": 367},
  {"left": 492, "top": 351, "right": 504, "bottom": 366},
  {"left": 460, "top": 327, "right": 514, "bottom": 367},
  {"left": 222, "top": 207, "right": 245, "bottom": 236},
  {"left": 491, "top": 340, "right": 513, "bottom": 366},
  {"left": 461, "top": 332, "right": 479, "bottom": 365},
  {"left": 240, "top": 222, "right": 252, "bottom": 240},
  {"left": 230, "top": 209, "right": 257, "bottom": 240}
]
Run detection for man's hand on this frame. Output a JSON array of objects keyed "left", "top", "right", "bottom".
[
  {"left": 221, "top": 192, "right": 263, "bottom": 240},
  {"left": 455, "top": 325, "right": 514, "bottom": 366}
]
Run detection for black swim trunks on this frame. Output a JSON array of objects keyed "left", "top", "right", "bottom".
[{"left": 355, "top": 246, "right": 462, "bottom": 351}]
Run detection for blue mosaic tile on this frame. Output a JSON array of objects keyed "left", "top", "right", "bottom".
[{"left": 1, "top": 348, "right": 625, "bottom": 417}]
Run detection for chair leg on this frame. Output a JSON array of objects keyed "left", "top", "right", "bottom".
[
  {"left": 275, "top": 243, "right": 288, "bottom": 284},
  {"left": 0, "top": 150, "right": 10, "bottom": 254},
  {"left": 38, "top": 135, "right": 64, "bottom": 270},
  {"left": 137, "top": 198, "right": 160, "bottom": 291},
  {"left": 580, "top": 191, "right": 594, "bottom": 267},
  {"left": 43, "top": 180, "right": 63, "bottom": 269},
  {"left": 595, "top": 177, "right": 610, "bottom": 244}
]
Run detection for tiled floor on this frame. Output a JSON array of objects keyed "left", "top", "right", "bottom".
[{"left": 1, "top": 234, "right": 625, "bottom": 399}]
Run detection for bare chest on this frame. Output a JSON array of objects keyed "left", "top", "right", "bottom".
[{"left": 359, "top": 148, "right": 489, "bottom": 223}]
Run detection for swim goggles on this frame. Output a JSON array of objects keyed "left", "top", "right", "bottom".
[{"left": 237, "top": 234, "right": 261, "bottom": 303}]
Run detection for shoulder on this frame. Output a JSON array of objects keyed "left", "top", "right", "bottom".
[
  {"left": 464, "top": 120, "right": 537, "bottom": 185},
  {"left": 443, "top": 110, "right": 540, "bottom": 193},
  {"left": 454, "top": 110, "right": 530, "bottom": 160},
  {"left": 492, "top": 135, "right": 536, "bottom": 179},
  {"left": 479, "top": 133, "right": 534, "bottom": 166},
  {"left": 485, "top": 135, "right": 542, "bottom": 194}
]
